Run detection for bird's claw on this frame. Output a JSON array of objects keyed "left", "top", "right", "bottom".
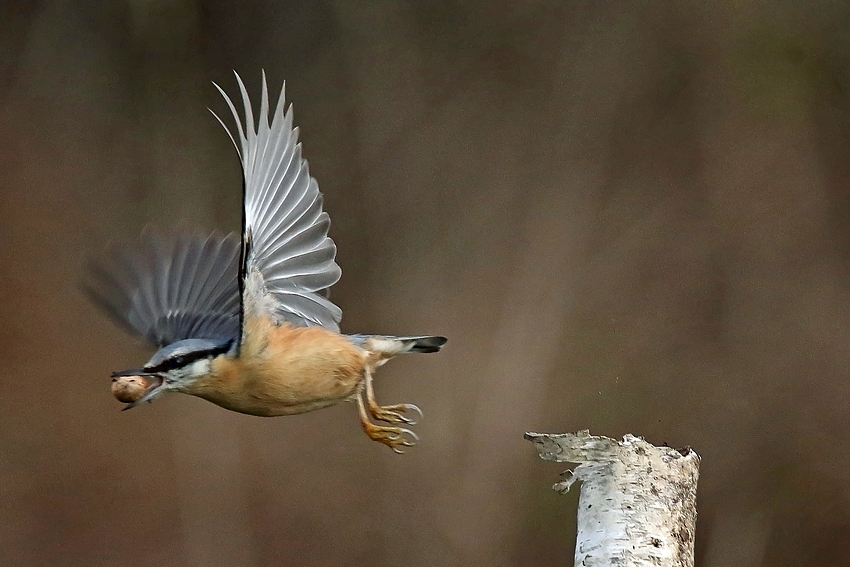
[
  {"left": 363, "top": 422, "right": 420, "bottom": 454},
  {"left": 371, "top": 403, "right": 423, "bottom": 425},
  {"left": 387, "top": 427, "right": 420, "bottom": 454}
]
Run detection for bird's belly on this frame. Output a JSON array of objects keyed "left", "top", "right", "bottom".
[
  {"left": 201, "top": 327, "right": 365, "bottom": 417},
  {"left": 236, "top": 364, "right": 362, "bottom": 417},
  {"left": 209, "top": 389, "right": 350, "bottom": 417}
]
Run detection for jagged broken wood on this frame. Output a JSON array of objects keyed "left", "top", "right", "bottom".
[{"left": 525, "top": 430, "right": 699, "bottom": 567}]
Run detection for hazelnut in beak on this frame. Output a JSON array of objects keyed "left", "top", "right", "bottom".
[{"left": 111, "top": 375, "right": 149, "bottom": 403}]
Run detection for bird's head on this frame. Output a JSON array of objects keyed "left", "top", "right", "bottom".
[{"left": 112, "top": 337, "right": 234, "bottom": 409}]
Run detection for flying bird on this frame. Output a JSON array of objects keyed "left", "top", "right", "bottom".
[{"left": 85, "top": 72, "right": 446, "bottom": 453}]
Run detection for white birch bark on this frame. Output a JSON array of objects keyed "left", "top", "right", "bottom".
[{"left": 526, "top": 431, "right": 700, "bottom": 567}]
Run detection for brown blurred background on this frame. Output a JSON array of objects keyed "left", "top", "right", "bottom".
[{"left": 2, "top": 1, "right": 850, "bottom": 566}]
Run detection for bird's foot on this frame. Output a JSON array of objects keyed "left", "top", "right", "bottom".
[
  {"left": 361, "top": 420, "right": 420, "bottom": 454},
  {"left": 357, "top": 375, "right": 421, "bottom": 453},
  {"left": 368, "top": 402, "right": 423, "bottom": 425}
]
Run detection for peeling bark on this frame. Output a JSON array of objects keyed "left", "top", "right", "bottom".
[{"left": 526, "top": 430, "right": 699, "bottom": 567}]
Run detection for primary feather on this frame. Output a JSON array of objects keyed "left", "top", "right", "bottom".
[
  {"left": 83, "top": 229, "right": 241, "bottom": 348},
  {"left": 211, "top": 72, "right": 343, "bottom": 339}
]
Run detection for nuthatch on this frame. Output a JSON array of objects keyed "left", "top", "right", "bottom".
[{"left": 85, "top": 72, "right": 446, "bottom": 453}]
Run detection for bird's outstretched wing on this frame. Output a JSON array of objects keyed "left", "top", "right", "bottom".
[
  {"left": 212, "top": 72, "right": 342, "bottom": 336},
  {"left": 83, "top": 229, "right": 241, "bottom": 348}
]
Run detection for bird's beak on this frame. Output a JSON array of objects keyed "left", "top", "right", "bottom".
[
  {"left": 111, "top": 369, "right": 155, "bottom": 378},
  {"left": 111, "top": 369, "right": 165, "bottom": 410}
]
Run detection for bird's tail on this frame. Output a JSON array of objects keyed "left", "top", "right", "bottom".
[{"left": 348, "top": 334, "right": 448, "bottom": 355}]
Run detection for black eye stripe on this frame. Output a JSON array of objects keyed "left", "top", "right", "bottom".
[
  {"left": 145, "top": 340, "right": 233, "bottom": 373},
  {"left": 150, "top": 351, "right": 204, "bottom": 372}
]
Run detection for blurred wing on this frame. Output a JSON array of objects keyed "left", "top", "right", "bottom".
[
  {"left": 83, "top": 229, "right": 241, "bottom": 348},
  {"left": 211, "top": 71, "right": 342, "bottom": 335}
]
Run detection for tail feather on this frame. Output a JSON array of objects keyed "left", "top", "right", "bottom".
[
  {"left": 348, "top": 334, "right": 447, "bottom": 355},
  {"left": 400, "top": 335, "right": 448, "bottom": 353}
]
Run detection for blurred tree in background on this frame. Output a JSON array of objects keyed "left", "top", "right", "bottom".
[{"left": 2, "top": 1, "right": 850, "bottom": 566}]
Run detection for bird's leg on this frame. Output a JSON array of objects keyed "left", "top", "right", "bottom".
[
  {"left": 364, "top": 363, "right": 422, "bottom": 425},
  {"left": 357, "top": 392, "right": 419, "bottom": 454}
]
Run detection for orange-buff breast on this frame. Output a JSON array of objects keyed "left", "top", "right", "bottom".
[{"left": 185, "top": 321, "right": 366, "bottom": 417}]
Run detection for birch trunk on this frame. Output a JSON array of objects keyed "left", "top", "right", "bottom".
[{"left": 526, "top": 431, "right": 699, "bottom": 567}]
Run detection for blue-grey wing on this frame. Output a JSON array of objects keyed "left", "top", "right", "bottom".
[
  {"left": 83, "top": 229, "right": 241, "bottom": 348},
  {"left": 211, "top": 72, "right": 342, "bottom": 335}
]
